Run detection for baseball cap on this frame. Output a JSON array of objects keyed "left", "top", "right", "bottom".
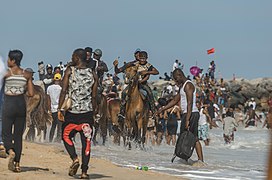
[
  {"left": 46, "top": 64, "right": 53, "bottom": 69},
  {"left": 54, "top": 73, "right": 62, "bottom": 80},
  {"left": 134, "top": 48, "right": 141, "bottom": 54},
  {"left": 94, "top": 49, "right": 102, "bottom": 56},
  {"left": 25, "top": 68, "right": 35, "bottom": 73}
]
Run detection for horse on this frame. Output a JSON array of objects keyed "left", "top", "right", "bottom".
[
  {"left": 124, "top": 65, "right": 149, "bottom": 149},
  {"left": 23, "top": 84, "right": 52, "bottom": 142},
  {"left": 92, "top": 94, "right": 108, "bottom": 145},
  {"left": 107, "top": 93, "right": 125, "bottom": 145}
]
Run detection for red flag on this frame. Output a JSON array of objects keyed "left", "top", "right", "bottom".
[{"left": 207, "top": 48, "right": 215, "bottom": 54}]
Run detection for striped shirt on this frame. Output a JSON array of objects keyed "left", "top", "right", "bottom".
[{"left": 5, "top": 70, "right": 27, "bottom": 95}]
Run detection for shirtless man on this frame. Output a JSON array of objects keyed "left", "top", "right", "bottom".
[{"left": 245, "top": 105, "right": 260, "bottom": 127}]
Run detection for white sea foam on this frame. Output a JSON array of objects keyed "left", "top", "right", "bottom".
[{"left": 68, "top": 124, "right": 269, "bottom": 180}]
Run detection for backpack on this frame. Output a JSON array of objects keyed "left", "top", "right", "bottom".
[{"left": 171, "top": 131, "right": 197, "bottom": 162}]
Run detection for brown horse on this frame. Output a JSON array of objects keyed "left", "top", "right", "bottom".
[
  {"left": 93, "top": 94, "right": 108, "bottom": 145},
  {"left": 107, "top": 95, "right": 126, "bottom": 145},
  {"left": 23, "top": 84, "right": 52, "bottom": 142},
  {"left": 124, "top": 65, "right": 149, "bottom": 149}
]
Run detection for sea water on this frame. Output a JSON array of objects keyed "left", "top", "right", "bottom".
[{"left": 88, "top": 124, "right": 270, "bottom": 180}]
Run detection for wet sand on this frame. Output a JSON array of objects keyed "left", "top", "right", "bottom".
[{"left": 0, "top": 141, "right": 185, "bottom": 180}]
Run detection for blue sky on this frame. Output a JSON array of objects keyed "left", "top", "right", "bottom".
[{"left": 0, "top": 0, "right": 271, "bottom": 80}]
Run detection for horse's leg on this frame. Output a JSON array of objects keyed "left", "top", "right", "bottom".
[
  {"left": 98, "top": 99, "right": 106, "bottom": 146},
  {"left": 29, "top": 125, "right": 35, "bottom": 141},
  {"left": 135, "top": 112, "right": 143, "bottom": 149},
  {"left": 125, "top": 122, "right": 132, "bottom": 150},
  {"left": 142, "top": 119, "right": 148, "bottom": 149},
  {"left": 40, "top": 130, "right": 44, "bottom": 143},
  {"left": 23, "top": 127, "right": 30, "bottom": 140},
  {"left": 36, "top": 128, "right": 42, "bottom": 142},
  {"left": 34, "top": 128, "right": 43, "bottom": 143},
  {"left": 100, "top": 116, "right": 107, "bottom": 146},
  {"left": 92, "top": 122, "right": 99, "bottom": 146},
  {"left": 128, "top": 127, "right": 133, "bottom": 150},
  {"left": 34, "top": 127, "right": 38, "bottom": 142}
]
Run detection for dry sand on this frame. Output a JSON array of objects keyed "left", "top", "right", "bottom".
[{"left": 0, "top": 141, "right": 184, "bottom": 180}]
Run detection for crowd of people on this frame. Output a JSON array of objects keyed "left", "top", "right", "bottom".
[
  {"left": 0, "top": 47, "right": 271, "bottom": 178},
  {"left": 157, "top": 59, "right": 272, "bottom": 146}
]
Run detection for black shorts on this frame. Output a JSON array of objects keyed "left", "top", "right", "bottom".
[
  {"left": 167, "top": 120, "right": 178, "bottom": 136},
  {"left": 180, "top": 112, "right": 200, "bottom": 138}
]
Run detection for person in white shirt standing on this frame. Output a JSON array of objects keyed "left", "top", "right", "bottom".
[
  {"left": 248, "top": 97, "right": 256, "bottom": 110},
  {"left": 197, "top": 102, "right": 211, "bottom": 146},
  {"left": 47, "top": 73, "right": 62, "bottom": 143}
]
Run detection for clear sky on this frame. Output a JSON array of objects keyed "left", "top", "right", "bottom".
[{"left": 0, "top": 0, "right": 271, "bottom": 80}]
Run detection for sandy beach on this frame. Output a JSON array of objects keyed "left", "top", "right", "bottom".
[{"left": 0, "top": 141, "right": 184, "bottom": 180}]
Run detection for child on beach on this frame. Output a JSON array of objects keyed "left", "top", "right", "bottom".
[{"left": 223, "top": 108, "right": 238, "bottom": 144}]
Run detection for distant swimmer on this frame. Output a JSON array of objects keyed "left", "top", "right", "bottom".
[{"left": 245, "top": 105, "right": 260, "bottom": 127}]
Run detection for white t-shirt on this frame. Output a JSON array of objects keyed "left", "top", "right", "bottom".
[
  {"left": 47, "top": 84, "right": 62, "bottom": 113},
  {"left": 223, "top": 116, "right": 238, "bottom": 136},
  {"left": 0, "top": 58, "right": 6, "bottom": 91},
  {"left": 199, "top": 108, "right": 208, "bottom": 126}
]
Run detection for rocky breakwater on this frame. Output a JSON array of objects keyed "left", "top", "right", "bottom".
[
  {"left": 150, "top": 78, "right": 272, "bottom": 110},
  {"left": 227, "top": 78, "right": 272, "bottom": 110}
]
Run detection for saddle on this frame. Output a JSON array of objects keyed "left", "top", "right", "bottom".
[{"left": 139, "top": 88, "right": 148, "bottom": 100}]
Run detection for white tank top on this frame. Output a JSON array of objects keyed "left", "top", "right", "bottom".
[
  {"left": 179, "top": 80, "right": 198, "bottom": 113},
  {"left": 199, "top": 108, "right": 207, "bottom": 126}
]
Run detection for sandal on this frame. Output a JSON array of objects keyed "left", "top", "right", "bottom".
[
  {"left": 80, "top": 172, "right": 89, "bottom": 179},
  {"left": 8, "top": 149, "right": 15, "bottom": 171},
  {"left": 14, "top": 162, "right": 21, "bottom": 173},
  {"left": 0, "top": 144, "right": 5, "bottom": 151},
  {"left": 0, "top": 148, "right": 7, "bottom": 158},
  {"left": 68, "top": 159, "right": 80, "bottom": 176}
]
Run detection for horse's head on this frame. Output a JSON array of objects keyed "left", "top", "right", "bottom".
[{"left": 125, "top": 64, "right": 139, "bottom": 84}]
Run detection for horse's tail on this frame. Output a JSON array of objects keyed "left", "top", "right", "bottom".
[{"left": 31, "top": 85, "right": 52, "bottom": 134}]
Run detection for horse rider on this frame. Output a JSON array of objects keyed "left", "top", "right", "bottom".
[
  {"left": 113, "top": 48, "right": 141, "bottom": 120},
  {"left": 85, "top": 48, "right": 108, "bottom": 96},
  {"left": 114, "top": 50, "right": 159, "bottom": 121},
  {"left": 135, "top": 51, "right": 159, "bottom": 115}
]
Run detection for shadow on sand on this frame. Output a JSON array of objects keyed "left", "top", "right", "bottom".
[
  {"left": 20, "top": 166, "right": 50, "bottom": 172},
  {"left": 74, "top": 173, "right": 112, "bottom": 179}
]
